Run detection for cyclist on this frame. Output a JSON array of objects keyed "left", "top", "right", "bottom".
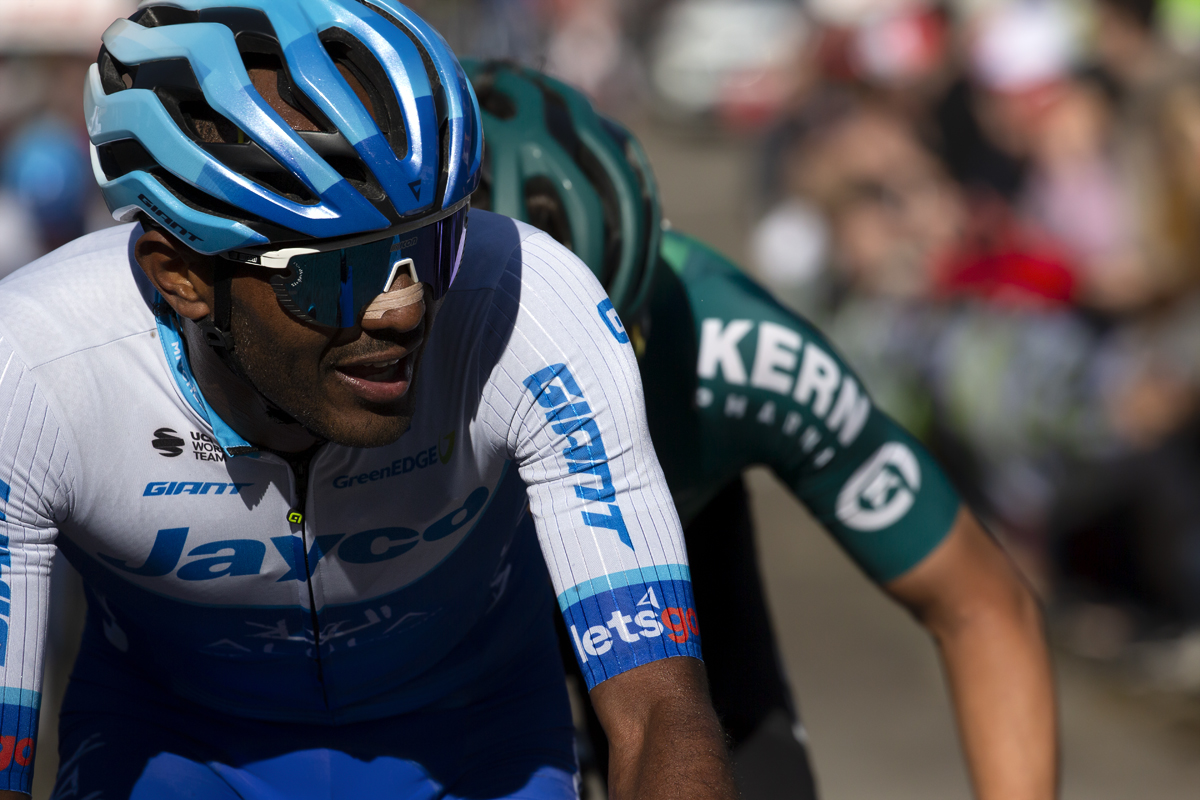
[
  {"left": 465, "top": 60, "right": 1058, "bottom": 800},
  {"left": 0, "top": 3, "right": 738, "bottom": 797}
]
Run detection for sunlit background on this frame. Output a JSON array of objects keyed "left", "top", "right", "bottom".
[{"left": 4, "top": 0, "right": 1200, "bottom": 796}]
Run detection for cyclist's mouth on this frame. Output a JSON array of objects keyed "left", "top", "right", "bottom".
[{"left": 334, "top": 348, "right": 417, "bottom": 404}]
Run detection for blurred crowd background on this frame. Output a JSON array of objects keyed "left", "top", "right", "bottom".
[
  {"left": 427, "top": 0, "right": 1200, "bottom": 686},
  {"left": 5, "top": 0, "right": 1200, "bottom": 768}
]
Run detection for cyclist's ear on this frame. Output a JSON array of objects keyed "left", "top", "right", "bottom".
[{"left": 135, "top": 229, "right": 215, "bottom": 322}]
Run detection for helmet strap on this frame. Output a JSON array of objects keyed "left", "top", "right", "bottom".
[
  {"left": 184, "top": 264, "right": 304, "bottom": 430},
  {"left": 197, "top": 262, "right": 235, "bottom": 353}
]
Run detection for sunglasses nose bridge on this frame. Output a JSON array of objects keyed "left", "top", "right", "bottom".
[
  {"left": 360, "top": 283, "right": 427, "bottom": 333},
  {"left": 362, "top": 281, "right": 425, "bottom": 321}
]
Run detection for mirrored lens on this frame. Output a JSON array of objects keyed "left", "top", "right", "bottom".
[{"left": 268, "top": 207, "right": 469, "bottom": 328}]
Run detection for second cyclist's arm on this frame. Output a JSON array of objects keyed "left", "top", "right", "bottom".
[
  {"left": 672, "top": 235, "right": 1057, "bottom": 799},
  {"left": 886, "top": 509, "right": 1058, "bottom": 800}
]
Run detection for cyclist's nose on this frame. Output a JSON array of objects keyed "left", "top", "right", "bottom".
[{"left": 360, "top": 278, "right": 426, "bottom": 333}]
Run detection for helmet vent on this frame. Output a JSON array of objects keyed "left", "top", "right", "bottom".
[
  {"left": 353, "top": 0, "right": 451, "bottom": 210},
  {"left": 130, "top": 5, "right": 200, "bottom": 28},
  {"left": 476, "top": 83, "right": 517, "bottom": 121},
  {"left": 524, "top": 176, "right": 573, "bottom": 251},
  {"left": 182, "top": 101, "right": 322, "bottom": 205},
  {"left": 533, "top": 80, "right": 621, "bottom": 285},
  {"left": 241, "top": 52, "right": 323, "bottom": 133},
  {"left": 180, "top": 100, "right": 243, "bottom": 144},
  {"left": 247, "top": 172, "right": 316, "bottom": 204},
  {"left": 575, "top": 146, "right": 622, "bottom": 288},
  {"left": 97, "top": 47, "right": 136, "bottom": 95},
  {"left": 321, "top": 29, "right": 407, "bottom": 162},
  {"left": 540, "top": 88, "right": 582, "bottom": 161},
  {"left": 146, "top": 165, "right": 290, "bottom": 241},
  {"left": 96, "top": 138, "right": 158, "bottom": 181}
]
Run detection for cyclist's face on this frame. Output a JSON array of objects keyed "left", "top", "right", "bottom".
[
  {"left": 225, "top": 265, "right": 435, "bottom": 448},
  {"left": 214, "top": 64, "right": 437, "bottom": 448}
]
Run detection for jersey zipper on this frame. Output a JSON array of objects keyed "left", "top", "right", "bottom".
[{"left": 281, "top": 445, "right": 328, "bottom": 704}]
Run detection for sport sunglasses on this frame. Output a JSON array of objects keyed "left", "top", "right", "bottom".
[{"left": 223, "top": 200, "right": 469, "bottom": 329}]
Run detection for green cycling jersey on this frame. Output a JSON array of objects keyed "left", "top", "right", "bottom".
[{"left": 637, "top": 231, "right": 960, "bottom": 583}]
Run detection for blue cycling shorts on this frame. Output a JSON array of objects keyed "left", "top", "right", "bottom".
[{"left": 51, "top": 643, "right": 578, "bottom": 800}]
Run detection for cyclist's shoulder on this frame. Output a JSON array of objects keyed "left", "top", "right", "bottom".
[
  {"left": 660, "top": 229, "right": 739, "bottom": 281},
  {"left": 0, "top": 224, "right": 156, "bottom": 369},
  {"left": 455, "top": 209, "right": 593, "bottom": 295},
  {"left": 658, "top": 230, "right": 826, "bottom": 341},
  {"left": 447, "top": 210, "right": 616, "bottom": 366}
]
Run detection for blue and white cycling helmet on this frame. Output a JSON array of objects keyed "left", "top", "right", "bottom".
[{"left": 85, "top": 0, "right": 483, "bottom": 327}]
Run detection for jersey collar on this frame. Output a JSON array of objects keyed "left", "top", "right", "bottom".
[{"left": 152, "top": 298, "right": 258, "bottom": 458}]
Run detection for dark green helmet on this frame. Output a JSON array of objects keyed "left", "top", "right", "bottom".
[{"left": 462, "top": 59, "right": 661, "bottom": 319}]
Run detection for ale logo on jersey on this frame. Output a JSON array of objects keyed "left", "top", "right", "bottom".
[{"left": 836, "top": 442, "right": 921, "bottom": 532}]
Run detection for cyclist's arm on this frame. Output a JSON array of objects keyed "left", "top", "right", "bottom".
[
  {"left": 491, "top": 230, "right": 736, "bottom": 800},
  {"left": 690, "top": 281, "right": 1057, "bottom": 799},
  {"left": 592, "top": 656, "right": 735, "bottom": 800},
  {"left": 757, "top": 318, "right": 1057, "bottom": 800},
  {"left": 771, "top": 360, "right": 1059, "bottom": 800},
  {"left": 886, "top": 509, "right": 1056, "bottom": 800},
  {"left": 0, "top": 337, "right": 70, "bottom": 796}
]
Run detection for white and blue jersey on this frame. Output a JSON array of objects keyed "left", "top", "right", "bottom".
[{"left": 0, "top": 210, "right": 698, "bottom": 792}]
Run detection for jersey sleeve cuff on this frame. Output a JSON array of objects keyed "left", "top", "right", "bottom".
[
  {"left": 558, "top": 566, "right": 702, "bottom": 690},
  {"left": 0, "top": 688, "right": 40, "bottom": 793}
]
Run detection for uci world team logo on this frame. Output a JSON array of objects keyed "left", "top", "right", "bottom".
[
  {"left": 835, "top": 443, "right": 921, "bottom": 532},
  {"left": 152, "top": 428, "right": 185, "bottom": 458}
]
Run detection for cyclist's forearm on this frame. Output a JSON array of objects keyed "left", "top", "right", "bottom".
[
  {"left": 888, "top": 511, "right": 1059, "bottom": 800},
  {"left": 935, "top": 579, "right": 1057, "bottom": 800},
  {"left": 592, "top": 658, "right": 737, "bottom": 800}
]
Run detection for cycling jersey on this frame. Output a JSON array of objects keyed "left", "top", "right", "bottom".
[
  {"left": 564, "top": 232, "right": 960, "bottom": 800},
  {"left": 636, "top": 231, "right": 960, "bottom": 583},
  {"left": 0, "top": 210, "right": 697, "bottom": 793},
  {"left": 53, "top": 577, "right": 576, "bottom": 799}
]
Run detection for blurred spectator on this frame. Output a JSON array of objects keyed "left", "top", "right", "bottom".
[
  {"left": 0, "top": 0, "right": 134, "bottom": 281},
  {"left": 467, "top": 0, "right": 551, "bottom": 64},
  {"left": 745, "top": 0, "right": 1200, "bottom": 650},
  {"left": 934, "top": 0, "right": 1085, "bottom": 202},
  {"left": 2, "top": 119, "right": 91, "bottom": 251},
  {"left": 802, "top": 105, "right": 962, "bottom": 299},
  {"left": 545, "top": 0, "right": 626, "bottom": 98},
  {"left": 1019, "top": 73, "right": 1130, "bottom": 306},
  {"left": 648, "top": 0, "right": 810, "bottom": 125},
  {"left": 1094, "top": 0, "right": 1183, "bottom": 95},
  {"left": 0, "top": 191, "right": 41, "bottom": 280}
]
